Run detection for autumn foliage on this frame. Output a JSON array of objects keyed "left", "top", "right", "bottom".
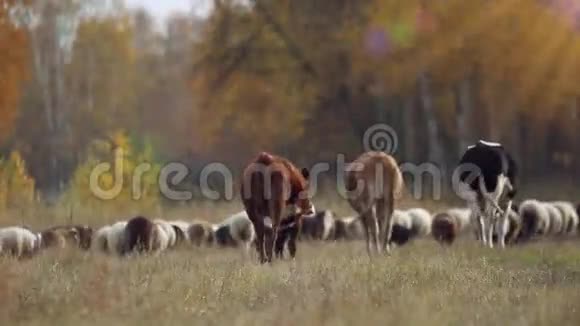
[
  {"left": 0, "top": 0, "right": 578, "bottom": 204},
  {"left": 0, "top": 0, "right": 28, "bottom": 143}
]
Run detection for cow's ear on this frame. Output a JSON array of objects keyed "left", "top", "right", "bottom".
[{"left": 301, "top": 168, "right": 310, "bottom": 179}]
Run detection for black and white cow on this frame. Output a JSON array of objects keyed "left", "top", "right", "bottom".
[{"left": 455, "top": 140, "right": 517, "bottom": 248}]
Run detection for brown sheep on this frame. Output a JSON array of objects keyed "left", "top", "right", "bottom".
[
  {"left": 39, "top": 226, "right": 79, "bottom": 250},
  {"left": 187, "top": 221, "right": 214, "bottom": 247},
  {"left": 122, "top": 216, "right": 156, "bottom": 255},
  {"left": 431, "top": 212, "right": 457, "bottom": 245},
  {"left": 41, "top": 225, "right": 93, "bottom": 250}
]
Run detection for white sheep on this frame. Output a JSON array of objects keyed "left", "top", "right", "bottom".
[
  {"left": 91, "top": 225, "right": 111, "bottom": 253},
  {"left": 168, "top": 220, "right": 191, "bottom": 244},
  {"left": 550, "top": 201, "right": 579, "bottom": 235},
  {"left": 390, "top": 210, "right": 413, "bottom": 246},
  {"left": 153, "top": 219, "right": 177, "bottom": 249},
  {"left": 518, "top": 199, "right": 550, "bottom": 241},
  {"left": 542, "top": 202, "right": 564, "bottom": 235},
  {"left": 446, "top": 208, "right": 473, "bottom": 234},
  {"left": 393, "top": 210, "right": 412, "bottom": 229},
  {"left": 407, "top": 208, "right": 432, "bottom": 237},
  {"left": 214, "top": 211, "right": 256, "bottom": 256},
  {"left": 0, "top": 226, "right": 42, "bottom": 259},
  {"left": 151, "top": 222, "right": 171, "bottom": 253},
  {"left": 105, "top": 221, "right": 128, "bottom": 255}
]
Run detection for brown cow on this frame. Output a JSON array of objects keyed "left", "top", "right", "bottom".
[
  {"left": 344, "top": 151, "right": 403, "bottom": 256},
  {"left": 241, "top": 152, "right": 315, "bottom": 263}
]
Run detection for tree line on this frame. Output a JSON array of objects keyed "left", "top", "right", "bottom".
[{"left": 0, "top": 0, "right": 578, "bottom": 206}]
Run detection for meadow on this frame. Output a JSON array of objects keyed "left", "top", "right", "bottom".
[
  {"left": 1, "top": 185, "right": 580, "bottom": 326},
  {"left": 2, "top": 236, "right": 580, "bottom": 326}
]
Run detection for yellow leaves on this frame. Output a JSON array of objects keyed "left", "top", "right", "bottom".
[
  {"left": 0, "top": 151, "right": 36, "bottom": 211},
  {"left": 64, "top": 129, "right": 162, "bottom": 214}
]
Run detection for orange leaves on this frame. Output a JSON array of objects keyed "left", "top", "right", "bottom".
[{"left": 0, "top": 1, "right": 28, "bottom": 143}]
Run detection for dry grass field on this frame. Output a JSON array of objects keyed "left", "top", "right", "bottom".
[{"left": 1, "top": 189, "right": 579, "bottom": 326}]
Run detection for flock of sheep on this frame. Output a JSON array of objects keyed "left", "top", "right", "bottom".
[{"left": 0, "top": 198, "right": 577, "bottom": 260}]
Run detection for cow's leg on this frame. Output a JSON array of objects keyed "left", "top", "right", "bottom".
[
  {"left": 254, "top": 220, "right": 266, "bottom": 263},
  {"left": 247, "top": 209, "right": 266, "bottom": 263},
  {"left": 266, "top": 199, "right": 284, "bottom": 264},
  {"left": 274, "top": 231, "right": 285, "bottom": 259},
  {"left": 360, "top": 211, "right": 373, "bottom": 257},
  {"left": 264, "top": 223, "right": 276, "bottom": 264},
  {"left": 288, "top": 229, "right": 298, "bottom": 259},
  {"left": 487, "top": 216, "right": 494, "bottom": 249},
  {"left": 377, "top": 196, "right": 394, "bottom": 254},
  {"left": 483, "top": 201, "right": 496, "bottom": 248},
  {"left": 469, "top": 201, "right": 486, "bottom": 246},
  {"left": 477, "top": 214, "right": 485, "bottom": 246},
  {"left": 497, "top": 200, "right": 512, "bottom": 249},
  {"left": 369, "top": 206, "right": 381, "bottom": 255}
]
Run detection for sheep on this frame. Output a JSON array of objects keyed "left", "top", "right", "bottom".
[
  {"left": 92, "top": 225, "right": 111, "bottom": 253},
  {"left": 431, "top": 212, "right": 457, "bottom": 245},
  {"left": 168, "top": 220, "right": 191, "bottom": 244},
  {"left": 39, "top": 226, "right": 79, "bottom": 250},
  {"left": 72, "top": 225, "right": 94, "bottom": 250},
  {"left": 213, "top": 211, "right": 256, "bottom": 256},
  {"left": 300, "top": 210, "right": 336, "bottom": 241},
  {"left": 549, "top": 201, "right": 579, "bottom": 235},
  {"left": 122, "top": 216, "right": 157, "bottom": 255},
  {"left": 543, "top": 202, "right": 564, "bottom": 235},
  {"left": 492, "top": 206, "right": 522, "bottom": 245},
  {"left": 0, "top": 226, "right": 42, "bottom": 259},
  {"left": 431, "top": 207, "right": 474, "bottom": 245},
  {"left": 407, "top": 208, "right": 432, "bottom": 237},
  {"left": 187, "top": 221, "right": 214, "bottom": 247},
  {"left": 149, "top": 222, "right": 171, "bottom": 253},
  {"left": 153, "top": 219, "right": 178, "bottom": 249},
  {"left": 447, "top": 208, "right": 473, "bottom": 233},
  {"left": 105, "top": 221, "right": 128, "bottom": 255},
  {"left": 333, "top": 216, "right": 365, "bottom": 241},
  {"left": 518, "top": 199, "right": 550, "bottom": 242},
  {"left": 41, "top": 225, "right": 94, "bottom": 250},
  {"left": 390, "top": 210, "right": 413, "bottom": 246},
  {"left": 504, "top": 206, "right": 522, "bottom": 244}
]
